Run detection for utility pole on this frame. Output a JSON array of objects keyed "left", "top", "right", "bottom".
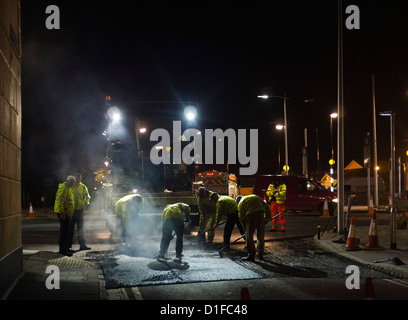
[
  {"left": 303, "top": 128, "right": 308, "bottom": 178},
  {"left": 337, "top": 0, "right": 345, "bottom": 237},
  {"left": 364, "top": 132, "right": 371, "bottom": 212},
  {"left": 380, "top": 111, "right": 397, "bottom": 249},
  {"left": 372, "top": 74, "right": 379, "bottom": 207},
  {"left": 283, "top": 93, "right": 289, "bottom": 176}
]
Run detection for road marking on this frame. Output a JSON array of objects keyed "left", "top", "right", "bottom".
[
  {"left": 125, "top": 286, "right": 143, "bottom": 300},
  {"left": 385, "top": 279, "right": 408, "bottom": 289}
]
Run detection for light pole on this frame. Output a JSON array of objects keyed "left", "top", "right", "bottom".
[
  {"left": 138, "top": 127, "right": 147, "bottom": 181},
  {"left": 380, "top": 111, "right": 397, "bottom": 249},
  {"left": 330, "top": 113, "right": 338, "bottom": 192},
  {"left": 337, "top": 0, "right": 345, "bottom": 238},
  {"left": 258, "top": 94, "right": 289, "bottom": 175}
]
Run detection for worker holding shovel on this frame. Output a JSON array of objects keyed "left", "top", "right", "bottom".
[
  {"left": 196, "top": 187, "right": 217, "bottom": 243},
  {"left": 158, "top": 203, "right": 190, "bottom": 263},
  {"left": 237, "top": 195, "right": 271, "bottom": 262},
  {"left": 210, "top": 193, "right": 245, "bottom": 249}
]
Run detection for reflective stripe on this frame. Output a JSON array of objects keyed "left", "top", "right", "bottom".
[{"left": 54, "top": 183, "right": 75, "bottom": 216}]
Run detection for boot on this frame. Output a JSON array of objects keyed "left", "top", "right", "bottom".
[
  {"left": 174, "top": 253, "right": 182, "bottom": 263},
  {"left": 241, "top": 254, "right": 255, "bottom": 262}
]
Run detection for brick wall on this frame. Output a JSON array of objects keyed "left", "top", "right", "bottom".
[{"left": 0, "top": 0, "right": 23, "bottom": 298}]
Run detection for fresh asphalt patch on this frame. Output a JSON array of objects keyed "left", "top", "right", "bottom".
[{"left": 86, "top": 242, "right": 263, "bottom": 289}]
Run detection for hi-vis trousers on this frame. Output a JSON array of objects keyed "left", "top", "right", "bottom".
[{"left": 270, "top": 201, "right": 286, "bottom": 231}]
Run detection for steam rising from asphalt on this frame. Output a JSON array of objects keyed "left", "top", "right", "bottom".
[{"left": 86, "top": 190, "right": 166, "bottom": 258}]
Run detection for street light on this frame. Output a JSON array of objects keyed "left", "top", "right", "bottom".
[
  {"left": 184, "top": 105, "right": 197, "bottom": 122},
  {"left": 380, "top": 110, "right": 397, "bottom": 249},
  {"left": 258, "top": 94, "right": 289, "bottom": 175},
  {"left": 107, "top": 106, "right": 121, "bottom": 123}
]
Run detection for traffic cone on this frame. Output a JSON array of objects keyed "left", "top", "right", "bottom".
[
  {"left": 321, "top": 200, "right": 330, "bottom": 218},
  {"left": 240, "top": 287, "right": 250, "bottom": 300},
  {"left": 345, "top": 217, "right": 360, "bottom": 251},
  {"left": 26, "top": 202, "right": 36, "bottom": 219},
  {"left": 364, "top": 278, "right": 375, "bottom": 300},
  {"left": 364, "top": 210, "right": 383, "bottom": 250},
  {"left": 368, "top": 195, "right": 374, "bottom": 215}
]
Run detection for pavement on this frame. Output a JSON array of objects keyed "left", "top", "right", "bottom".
[
  {"left": 315, "top": 211, "right": 408, "bottom": 279},
  {"left": 3, "top": 208, "right": 408, "bottom": 300}
]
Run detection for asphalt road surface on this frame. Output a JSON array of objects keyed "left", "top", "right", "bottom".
[{"left": 22, "top": 210, "right": 408, "bottom": 300}]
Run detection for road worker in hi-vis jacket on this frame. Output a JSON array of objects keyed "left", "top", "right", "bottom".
[
  {"left": 237, "top": 194, "right": 271, "bottom": 262},
  {"left": 114, "top": 193, "right": 143, "bottom": 242},
  {"left": 158, "top": 203, "right": 190, "bottom": 263},
  {"left": 54, "top": 175, "right": 76, "bottom": 256},
  {"left": 266, "top": 178, "right": 287, "bottom": 231}
]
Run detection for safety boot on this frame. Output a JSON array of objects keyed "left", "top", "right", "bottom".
[
  {"left": 173, "top": 253, "right": 182, "bottom": 263},
  {"left": 241, "top": 254, "right": 255, "bottom": 262}
]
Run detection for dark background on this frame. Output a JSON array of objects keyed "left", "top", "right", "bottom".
[{"left": 20, "top": 1, "right": 408, "bottom": 203}]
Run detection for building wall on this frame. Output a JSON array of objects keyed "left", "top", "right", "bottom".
[{"left": 0, "top": 0, "right": 22, "bottom": 298}]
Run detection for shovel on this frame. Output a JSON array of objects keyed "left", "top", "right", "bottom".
[
  {"left": 190, "top": 220, "right": 227, "bottom": 243},
  {"left": 218, "top": 233, "right": 246, "bottom": 258},
  {"left": 218, "top": 213, "right": 282, "bottom": 258},
  {"left": 374, "top": 257, "right": 406, "bottom": 266},
  {"left": 265, "top": 212, "right": 283, "bottom": 225}
]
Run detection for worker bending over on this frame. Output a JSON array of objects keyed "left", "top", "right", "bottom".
[
  {"left": 158, "top": 203, "right": 191, "bottom": 263},
  {"left": 237, "top": 194, "right": 271, "bottom": 262},
  {"left": 196, "top": 187, "right": 217, "bottom": 243},
  {"left": 211, "top": 193, "right": 245, "bottom": 247},
  {"left": 114, "top": 193, "right": 143, "bottom": 242}
]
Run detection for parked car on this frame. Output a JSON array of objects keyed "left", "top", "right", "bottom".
[{"left": 253, "top": 175, "right": 337, "bottom": 215}]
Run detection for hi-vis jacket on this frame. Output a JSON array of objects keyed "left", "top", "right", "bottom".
[
  {"left": 215, "top": 195, "right": 238, "bottom": 224},
  {"left": 266, "top": 183, "right": 287, "bottom": 204},
  {"left": 72, "top": 182, "right": 91, "bottom": 210},
  {"left": 114, "top": 194, "right": 143, "bottom": 220},
  {"left": 197, "top": 190, "right": 216, "bottom": 216},
  {"left": 237, "top": 194, "right": 271, "bottom": 223},
  {"left": 54, "top": 182, "right": 75, "bottom": 217},
  {"left": 162, "top": 203, "right": 190, "bottom": 222}
]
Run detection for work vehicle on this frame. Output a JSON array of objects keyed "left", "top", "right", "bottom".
[
  {"left": 193, "top": 170, "right": 238, "bottom": 198},
  {"left": 253, "top": 175, "right": 337, "bottom": 215}
]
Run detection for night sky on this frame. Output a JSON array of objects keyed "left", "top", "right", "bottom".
[{"left": 20, "top": 1, "right": 408, "bottom": 195}]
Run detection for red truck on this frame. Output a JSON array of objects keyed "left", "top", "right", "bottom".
[{"left": 253, "top": 175, "right": 338, "bottom": 215}]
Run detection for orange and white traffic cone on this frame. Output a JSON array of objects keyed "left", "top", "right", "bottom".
[
  {"left": 345, "top": 217, "right": 360, "bottom": 251},
  {"left": 364, "top": 210, "right": 383, "bottom": 250},
  {"left": 321, "top": 201, "right": 330, "bottom": 218},
  {"left": 26, "top": 202, "right": 36, "bottom": 219},
  {"left": 364, "top": 278, "right": 375, "bottom": 300},
  {"left": 368, "top": 195, "right": 374, "bottom": 215},
  {"left": 240, "top": 287, "right": 250, "bottom": 300}
]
